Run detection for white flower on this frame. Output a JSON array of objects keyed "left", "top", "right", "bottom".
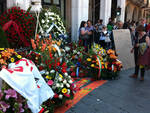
[
  {"left": 67, "top": 89, "right": 70, "bottom": 94},
  {"left": 50, "top": 70, "right": 55, "bottom": 73},
  {"left": 77, "top": 52, "right": 80, "bottom": 55},
  {"left": 56, "top": 83, "right": 60, "bottom": 87},
  {"left": 45, "top": 13, "right": 48, "bottom": 16},
  {"left": 58, "top": 94, "right": 63, "bottom": 99},
  {"left": 68, "top": 80, "right": 73, "bottom": 84},
  {"left": 66, "top": 83, "right": 70, "bottom": 88},
  {"left": 64, "top": 73, "right": 68, "bottom": 76},
  {"left": 60, "top": 83, "right": 64, "bottom": 88},
  {"left": 45, "top": 71, "right": 49, "bottom": 75},
  {"left": 68, "top": 76, "right": 71, "bottom": 79},
  {"left": 47, "top": 20, "right": 50, "bottom": 23},
  {"left": 41, "top": 19, "right": 45, "bottom": 23},
  {"left": 63, "top": 79, "right": 67, "bottom": 84},
  {"left": 58, "top": 77, "right": 63, "bottom": 82},
  {"left": 65, "top": 46, "right": 70, "bottom": 52}
]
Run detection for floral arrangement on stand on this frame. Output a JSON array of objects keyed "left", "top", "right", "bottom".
[
  {"left": 24, "top": 35, "right": 76, "bottom": 113},
  {"left": 0, "top": 7, "right": 36, "bottom": 48},
  {"left": 38, "top": 8, "right": 66, "bottom": 38}
]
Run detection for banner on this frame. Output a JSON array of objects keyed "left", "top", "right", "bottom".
[{"left": 0, "top": 58, "right": 54, "bottom": 113}]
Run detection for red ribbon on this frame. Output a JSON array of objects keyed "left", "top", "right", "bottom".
[
  {"left": 39, "top": 108, "right": 45, "bottom": 113},
  {"left": 2, "top": 20, "right": 30, "bottom": 47}
]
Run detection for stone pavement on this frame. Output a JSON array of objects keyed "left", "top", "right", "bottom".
[{"left": 66, "top": 68, "right": 150, "bottom": 113}]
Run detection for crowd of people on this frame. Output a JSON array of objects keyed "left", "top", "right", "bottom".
[{"left": 79, "top": 18, "right": 150, "bottom": 81}]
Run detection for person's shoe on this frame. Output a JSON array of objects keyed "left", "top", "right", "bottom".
[
  {"left": 129, "top": 74, "right": 138, "bottom": 78},
  {"left": 140, "top": 77, "right": 144, "bottom": 81}
]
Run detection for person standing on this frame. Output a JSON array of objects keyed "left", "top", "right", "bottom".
[
  {"left": 79, "top": 21, "right": 89, "bottom": 52},
  {"left": 130, "top": 25, "right": 150, "bottom": 81},
  {"left": 86, "top": 20, "right": 94, "bottom": 50}
]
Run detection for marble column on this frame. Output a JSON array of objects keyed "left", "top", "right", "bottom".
[
  {"left": 117, "top": 0, "right": 126, "bottom": 23},
  {"left": 100, "top": 0, "right": 112, "bottom": 25},
  {"left": 71, "top": 0, "right": 89, "bottom": 42}
]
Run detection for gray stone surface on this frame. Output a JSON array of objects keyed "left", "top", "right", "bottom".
[{"left": 66, "top": 68, "right": 150, "bottom": 113}]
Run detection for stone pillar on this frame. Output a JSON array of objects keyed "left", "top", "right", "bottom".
[
  {"left": 100, "top": 0, "right": 112, "bottom": 25},
  {"left": 71, "top": 0, "right": 89, "bottom": 42},
  {"left": 117, "top": 0, "right": 126, "bottom": 23}
]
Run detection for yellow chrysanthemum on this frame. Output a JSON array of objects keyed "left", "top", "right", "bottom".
[
  {"left": 11, "top": 58, "right": 15, "bottom": 63},
  {"left": 87, "top": 58, "right": 92, "bottom": 62},
  {"left": 59, "top": 74, "right": 63, "bottom": 78},
  {"left": 91, "top": 64, "right": 95, "bottom": 67},
  {"left": 17, "top": 55, "right": 22, "bottom": 59},
  {"left": 62, "top": 88, "right": 67, "bottom": 94},
  {"left": 46, "top": 75, "right": 52, "bottom": 80}
]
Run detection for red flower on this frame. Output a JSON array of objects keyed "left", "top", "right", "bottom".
[{"left": 54, "top": 93, "right": 59, "bottom": 98}]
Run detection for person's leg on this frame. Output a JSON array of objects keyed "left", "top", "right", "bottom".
[{"left": 140, "top": 67, "right": 145, "bottom": 81}]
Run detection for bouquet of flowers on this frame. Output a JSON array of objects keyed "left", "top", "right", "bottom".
[
  {"left": 25, "top": 35, "right": 76, "bottom": 112},
  {"left": 0, "top": 88, "right": 30, "bottom": 113},
  {"left": 0, "top": 7, "right": 36, "bottom": 48},
  {"left": 38, "top": 8, "right": 66, "bottom": 37},
  {"left": 0, "top": 48, "right": 22, "bottom": 71}
]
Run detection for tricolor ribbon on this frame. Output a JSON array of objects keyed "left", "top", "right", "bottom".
[{"left": 96, "top": 56, "right": 102, "bottom": 79}]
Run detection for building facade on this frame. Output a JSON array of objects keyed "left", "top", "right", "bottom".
[{"left": 1, "top": 0, "right": 150, "bottom": 41}]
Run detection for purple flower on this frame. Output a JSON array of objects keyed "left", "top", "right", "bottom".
[
  {"left": 18, "top": 103, "right": 24, "bottom": 113},
  {"left": 4, "top": 89, "right": 17, "bottom": 99},
  {"left": 0, "top": 101, "right": 10, "bottom": 112},
  {"left": 0, "top": 90, "right": 3, "bottom": 99}
]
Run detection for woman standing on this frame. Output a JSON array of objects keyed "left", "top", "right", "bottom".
[
  {"left": 130, "top": 25, "right": 150, "bottom": 81},
  {"left": 79, "top": 21, "right": 89, "bottom": 52}
]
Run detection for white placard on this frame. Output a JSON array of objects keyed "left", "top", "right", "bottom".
[{"left": 113, "top": 29, "right": 134, "bottom": 70}]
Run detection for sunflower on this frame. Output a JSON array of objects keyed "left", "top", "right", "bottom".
[
  {"left": 62, "top": 88, "right": 67, "bottom": 94},
  {"left": 91, "top": 64, "right": 95, "bottom": 67},
  {"left": 87, "top": 58, "right": 92, "bottom": 62},
  {"left": 10, "top": 58, "right": 15, "bottom": 63},
  {"left": 17, "top": 55, "right": 22, "bottom": 59}
]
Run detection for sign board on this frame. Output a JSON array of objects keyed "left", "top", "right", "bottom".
[{"left": 113, "top": 29, "right": 134, "bottom": 70}]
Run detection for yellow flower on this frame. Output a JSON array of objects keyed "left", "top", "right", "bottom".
[
  {"left": 11, "top": 58, "right": 15, "bottom": 63},
  {"left": 96, "top": 44, "right": 99, "bottom": 49},
  {"left": 17, "top": 55, "right": 22, "bottom": 59},
  {"left": 59, "top": 74, "right": 63, "bottom": 78},
  {"left": 87, "top": 58, "right": 92, "bottom": 62},
  {"left": 0, "top": 48, "right": 4, "bottom": 50},
  {"left": 62, "top": 88, "right": 67, "bottom": 94},
  {"left": 0, "top": 55, "right": 1, "bottom": 58},
  {"left": 105, "top": 63, "right": 108, "bottom": 69},
  {"left": 91, "top": 64, "right": 95, "bottom": 67},
  {"left": 46, "top": 75, "right": 52, "bottom": 80}
]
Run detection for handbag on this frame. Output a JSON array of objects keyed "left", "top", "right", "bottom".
[{"left": 139, "top": 42, "right": 148, "bottom": 55}]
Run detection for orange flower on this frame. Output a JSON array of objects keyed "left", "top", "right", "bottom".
[
  {"left": 0, "top": 59, "right": 6, "bottom": 65},
  {"left": 110, "top": 54, "right": 117, "bottom": 59},
  {"left": 6, "top": 48, "right": 14, "bottom": 54},
  {"left": 107, "top": 49, "right": 115, "bottom": 55},
  {"left": 1, "top": 51, "right": 11, "bottom": 58},
  {"left": 41, "top": 43, "right": 46, "bottom": 52},
  {"left": 31, "top": 39, "right": 36, "bottom": 50}
]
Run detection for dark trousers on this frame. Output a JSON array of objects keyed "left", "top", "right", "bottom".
[{"left": 134, "top": 48, "right": 145, "bottom": 77}]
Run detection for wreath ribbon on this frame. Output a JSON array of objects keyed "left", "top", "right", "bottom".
[{"left": 2, "top": 20, "right": 30, "bottom": 47}]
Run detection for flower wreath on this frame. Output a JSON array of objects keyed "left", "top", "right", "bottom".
[{"left": 0, "top": 7, "right": 36, "bottom": 48}]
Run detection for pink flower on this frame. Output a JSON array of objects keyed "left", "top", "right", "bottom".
[
  {"left": 4, "top": 89, "right": 17, "bottom": 99},
  {"left": 0, "top": 101, "right": 10, "bottom": 112},
  {"left": 47, "top": 80, "right": 54, "bottom": 86},
  {"left": 64, "top": 93, "right": 70, "bottom": 98}
]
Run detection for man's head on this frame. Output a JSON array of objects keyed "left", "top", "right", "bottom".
[{"left": 87, "top": 20, "right": 92, "bottom": 27}]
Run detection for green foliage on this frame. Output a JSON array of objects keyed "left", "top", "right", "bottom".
[{"left": 0, "top": 26, "right": 9, "bottom": 48}]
